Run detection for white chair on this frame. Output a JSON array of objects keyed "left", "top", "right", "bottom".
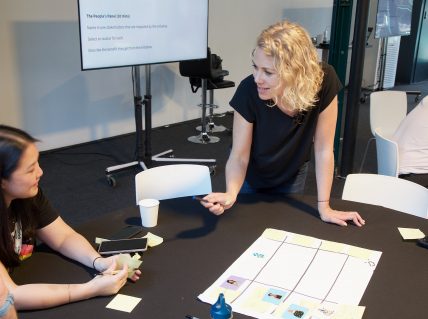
[
  {"left": 359, "top": 90, "right": 407, "bottom": 172},
  {"left": 135, "top": 164, "right": 212, "bottom": 203},
  {"left": 342, "top": 173, "right": 428, "bottom": 218},
  {"left": 375, "top": 128, "right": 399, "bottom": 177}
]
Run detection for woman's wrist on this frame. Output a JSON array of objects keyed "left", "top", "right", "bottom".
[
  {"left": 78, "top": 281, "right": 98, "bottom": 301},
  {"left": 223, "top": 193, "right": 236, "bottom": 207},
  {"left": 66, "top": 284, "right": 71, "bottom": 303},
  {"left": 225, "top": 189, "right": 238, "bottom": 201},
  {"left": 92, "top": 256, "right": 103, "bottom": 272},
  {"left": 317, "top": 199, "right": 331, "bottom": 212}
]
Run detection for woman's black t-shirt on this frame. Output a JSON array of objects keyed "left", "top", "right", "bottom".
[
  {"left": 229, "top": 63, "right": 342, "bottom": 189},
  {"left": 9, "top": 188, "right": 59, "bottom": 259}
]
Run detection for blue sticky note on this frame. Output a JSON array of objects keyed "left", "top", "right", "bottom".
[{"left": 262, "top": 288, "right": 288, "bottom": 305}]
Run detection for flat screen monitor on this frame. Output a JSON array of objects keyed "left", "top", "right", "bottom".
[
  {"left": 77, "top": 0, "right": 209, "bottom": 70},
  {"left": 374, "top": 0, "right": 413, "bottom": 38}
]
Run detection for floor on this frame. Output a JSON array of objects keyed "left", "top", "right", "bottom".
[{"left": 38, "top": 83, "right": 427, "bottom": 227}]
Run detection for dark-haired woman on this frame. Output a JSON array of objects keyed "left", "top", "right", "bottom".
[{"left": 0, "top": 125, "right": 141, "bottom": 310}]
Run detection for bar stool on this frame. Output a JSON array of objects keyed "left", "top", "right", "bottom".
[{"left": 179, "top": 47, "right": 235, "bottom": 144}]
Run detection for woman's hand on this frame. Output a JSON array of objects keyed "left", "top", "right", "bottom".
[
  {"left": 318, "top": 204, "right": 365, "bottom": 227},
  {"left": 89, "top": 261, "right": 129, "bottom": 296},
  {"left": 95, "top": 256, "right": 141, "bottom": 282},
  {"left": 198, "top": 193, "right": 236, "bottom": 215}
]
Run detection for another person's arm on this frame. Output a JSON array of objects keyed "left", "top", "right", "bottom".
[
  {"left": 201, "top": 111, "right": 253, "bottom": 215},
  {"left": 314, "top": 96, "right": 365, "bottom": 227}
]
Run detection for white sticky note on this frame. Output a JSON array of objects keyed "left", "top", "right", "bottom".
[
  {"left": 144, "top": 232, "right": 164, "bottom": 247},
  {"left": 106, "top": 294, "right": 141, "bottom": 313},
  {"left": 398, "top": 227, "right": 425, "bottom": 240},
  {"left": 95, "top": 237, "right": 109, "bottom": 245}
]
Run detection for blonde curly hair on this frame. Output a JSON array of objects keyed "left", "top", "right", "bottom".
[{"left": 256, "top": 20, "right": 324, "bottom": 112}]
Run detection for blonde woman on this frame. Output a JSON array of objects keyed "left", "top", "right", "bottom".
[{"left": 200, "top": 21, "right": 365, "bottom": 227}]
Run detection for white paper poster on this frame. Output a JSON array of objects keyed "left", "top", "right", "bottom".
[{"left": 198, "top": 229, "right": 381, "bottom": 319}]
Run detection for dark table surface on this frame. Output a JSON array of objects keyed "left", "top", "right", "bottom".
[{"left": 14, "top": 194, "right": 428, "bottom": 319}]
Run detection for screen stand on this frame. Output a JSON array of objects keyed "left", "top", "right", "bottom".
[
  {"left": 360, "top": 37, "right": 421, "bottom": 103},
  {"left": 105, "top": 65, "right": 216, "bottom": 187}
]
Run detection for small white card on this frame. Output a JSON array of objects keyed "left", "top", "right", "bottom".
[
  {"left": 398, "top": 227, "right": 425, "bottom": 240},
  {"left": 106, "top": 294, "right": 141, "bottom": 313}
]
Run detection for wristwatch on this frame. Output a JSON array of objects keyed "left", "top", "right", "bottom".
[{"left": 0, "top": 292, "right": 14, "bottom": 316}]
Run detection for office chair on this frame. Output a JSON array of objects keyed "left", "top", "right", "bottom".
[
  {"left": 179, "top": 47, "right": 235, "bottom": 144},
  {"left": 342, "top": 173, "right": 428, "bottom": 218},
  {"left": 359, "top": 90, "right": 407, "bottom": 172},
  {"left": 375, "top": 128, "right": 399, "bottom": 177},
  {"left": 135, "top": 164, "right": 212, "bottom": 203}
]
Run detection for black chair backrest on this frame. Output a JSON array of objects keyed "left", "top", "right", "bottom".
[{"left": 179, "top": 47, "right": 224, "bottom": 81}]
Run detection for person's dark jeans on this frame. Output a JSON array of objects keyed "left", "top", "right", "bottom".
[
  {"left": 399, "top": 173, "right": 428, "bottom": 189},
  {"left": 240, "top": 162, "right": 309, "bottom": 194}
]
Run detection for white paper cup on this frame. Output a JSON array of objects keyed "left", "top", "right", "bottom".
[{"left": 138, "top": 199, "right": 159, "bottom": 227}]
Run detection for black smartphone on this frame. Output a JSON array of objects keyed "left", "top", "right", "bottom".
[
  {"left": 108, "top": 225, "right": 143, "bottom": 240},
  {"left": 98, "top": 238, "right": 148, "bottom": 255}
]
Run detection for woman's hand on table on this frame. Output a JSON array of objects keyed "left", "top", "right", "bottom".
[{"left": 318, "top": 204, "right": 365, "bottom": 227}]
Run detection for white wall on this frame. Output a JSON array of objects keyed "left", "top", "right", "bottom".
[{"left": 1, "top": 0, "right": 333, "bottom": 151}]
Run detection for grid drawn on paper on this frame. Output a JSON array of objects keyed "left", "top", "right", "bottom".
[
  {"left": 230, "top": 236, "right": 351, "bottom": 305},
  {"left": 198, "top": 229, "right": 382, "bottom": 319}
]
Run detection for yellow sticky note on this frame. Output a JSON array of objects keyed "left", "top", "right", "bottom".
[
  {"left": 348, "top": 245, "right": 372, "bottom": 260},
  {"left": 106, "top": 294, "right": 141, "bottom": 313},
  {"left": 116, "top": 254, "right": 143, "bottom": 278},
  {"left": 310, "top": 303, "right": 365, "bottom": 319},
  {"left": 320, "top": 240, "right": 345, "bottom": 253},
  {"left": 291, "top": 234, "right": 316, "bottom": 247},
  {"left": 398, "top": 227, "right": 425, "bottom": 240},
  {"left": 262, "top": 228, "right": 286, "bottom": 241},
  {"left": 241, "top": 287, "right": 271, "bottom": 313},
  {"left": 208, "top": 287, "right": 239, "bottom": 302},
  {"left": 333, "top": 304, "right": 365, "bottom": 319}
]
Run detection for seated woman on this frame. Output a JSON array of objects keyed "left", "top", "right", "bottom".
[{"left": 0, "top": 125, "right": 141, "bottom": 310}]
